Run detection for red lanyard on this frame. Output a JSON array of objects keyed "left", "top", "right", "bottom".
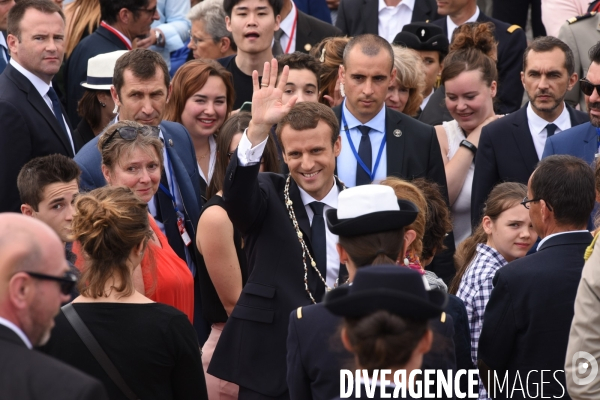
[
  {"left": 284, "top": 8, "right": 298, "bottom": 54},
  {"left": 100, "top": 21, "right": 132, "bottom": 50}
]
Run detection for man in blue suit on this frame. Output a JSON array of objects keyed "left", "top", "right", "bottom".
[
  {"left": 543, "top": 41, "right": 600, "bottom": 164},
  {"left": 74, "top": 49, "right": 208, "bottom": 343}
]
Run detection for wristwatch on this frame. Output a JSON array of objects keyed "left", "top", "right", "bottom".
[
  {"left": 155, "top": 30, "right": 165, "bottom": 47},
  {"left": 460, "top": 139, "right": 477, "bottom": 156}
]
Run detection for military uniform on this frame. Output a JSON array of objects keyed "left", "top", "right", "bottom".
[{"left": 558, "top": 12, "right": 600, "bottom": 112}]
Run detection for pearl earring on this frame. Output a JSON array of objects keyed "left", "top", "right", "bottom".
[
  {"left": 339, "top": 83, "right": 345, "bottom": 98},
  {"left": 404, "top": 257, "right": 409, "bottom": 266}
]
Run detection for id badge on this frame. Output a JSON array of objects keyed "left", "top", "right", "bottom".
[{"left": 177, "top": 214, "right": 192, "bottom": 246}]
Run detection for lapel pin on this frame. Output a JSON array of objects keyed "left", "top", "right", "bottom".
[
  {"left": 393, "top": 129, "right": 402, "bottom": 137},
  {"left": 304, "top": 43, "right": 312, "bottom": 51},
  {"left": 168, "top": 139, "right": 174, "bottom": 147}
]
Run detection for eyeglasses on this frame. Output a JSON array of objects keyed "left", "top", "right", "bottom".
[
  {"left": 188, "top": 30, "right": 201, "bottom": 46},
  {"left": 24, "top": 271, "right": 78, "bottom": 296},
  {"left": 102, "top": 126, "right": 160, "bottom": 150},
  {"left": 134, "top": 6, "right": 157, "bottom": 15},
  {"left": 520, "top": 196, "right": 553, "bottom": 212},
  {"left": 580, "top": 79, "right": 600, "bottom": 96}
]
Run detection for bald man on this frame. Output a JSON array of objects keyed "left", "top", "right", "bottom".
[{"left": 0, "top": 213, "right": 108, "bottom": 400}]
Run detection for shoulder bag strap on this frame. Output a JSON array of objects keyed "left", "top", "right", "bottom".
[{"left": 62, "top": 303, "right": 140, "bottom": 400}]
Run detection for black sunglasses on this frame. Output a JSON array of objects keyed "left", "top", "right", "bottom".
[
  {"left": 24, "top": 271, "right": 78, "bottom": 296},
  {"left": 580, "top": 79, "right": 600, "bottom": 96},
  {"left": 102, "top": 126, "right": 160, "bottom": 150},
  {"left": 520, "top": 196, "right": 553, "bottom": 212}
]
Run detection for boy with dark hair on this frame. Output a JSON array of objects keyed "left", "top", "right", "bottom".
[
  {"left": 218, "top": 0, "right": 282, "bottom": 109},
  {"left": 276, "top": 52, "right": 320, "bottom": 104}
]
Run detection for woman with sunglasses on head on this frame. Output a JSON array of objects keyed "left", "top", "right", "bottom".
[
  {"left": 450, "top": 182, "right": 536, "bottom": 399},
  {"left": 41, "top": 186, "right": 207, "bottom": 400},
  {"left": 71, "top": 120, "right": 194, "bottom": 322},
  {"left": 163, "top": 59, "right": 235, "bottom": 193},
  {"left": 196, "top": 112, "right": 279, "bottom": 399},
  {"left": 434, "top": 23, "right": 502, "bottom": 249}
]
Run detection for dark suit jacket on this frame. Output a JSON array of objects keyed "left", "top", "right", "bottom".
[
  {"left": 542, "top": 122, "right": 598, "bottom": 164},
  {"left": 296, "top": 10, "right": 342, "bottom": 53},
  {"left": 0, "top": 324, "right": 109, "bottom": 399},
  {"left": 433, "top": 13, "right": 528, "bottom": 114},
  {"left": 208, "top": 157, "right": 346, "bottom": 397},
  {"left": 336, "top": 0, "right": 438, "bottom": 36},
  {"left": 471, "top": 104, "right": 589, "bottom": 226},
  {"left": 294, "top": 0, "right": 332, "bottom": 23},
  {"left": 0, "top": 64, "right": 81, "bottom": 212},
  {"left": 65, "top": 26, "right": 129, "bottom": 126},
  {"left": 418, "top": 85, "right": 453, "bottom": 126},
  {"left": 286, "top": 299, "right": 458, "bottom": 400},
  {"left": 478, "top": 231, "right": 593, "bottom": 399}
]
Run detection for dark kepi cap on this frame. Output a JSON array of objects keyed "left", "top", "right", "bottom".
[
  {"left": 393, "top": 22, "right": 449, "bottom": 56},
  {"left": 326, "top": 185, "right": 418, "bottom": 237},
  {"left": 324, "top": 265, "right": 448, "bottom": 320}
]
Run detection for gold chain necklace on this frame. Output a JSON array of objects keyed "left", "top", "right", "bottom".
[{"left": 283, "top": 175, "right": 345, "bottom": 304}]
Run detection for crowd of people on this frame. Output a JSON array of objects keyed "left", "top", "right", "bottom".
[{"left": 3, "top": 0, "right": 600, "bottom": 399}]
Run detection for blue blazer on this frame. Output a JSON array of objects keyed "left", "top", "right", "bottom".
[{"left": 542, "top": 122, "right": 597, "bottom": 164}]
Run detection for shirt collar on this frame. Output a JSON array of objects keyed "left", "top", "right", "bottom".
[
  {"left": 101, "top": 21, "right": 132, "bottom": 47},
  {"left": 537, "top": 230, "right": 590, "bottom": 250},
  {"left": 298, "top": 177, "right": 339, "bottom": 209},
  {"left": 279, "top": 1, "right": 297, "bottom": 37},
  {"left": 378, "top": 0, "right": 415, "bottom": 12},
  {"left": 476, "top": 243, "right": 508, "bottom": 265},
  {"left": 9, "top": 59, "right": 51, "bottom": 99},
  {"left": 447, "top": 6, "right": 480, "bottom": 37},
  {"left": 342, "top": 99, "right": 387, "bottom": 133},
  {"left": 0, "top": 317, "right": 33, "bottom": 349},
  {"left": 526, "top": 102, "right": 571, "bottom": 135}
]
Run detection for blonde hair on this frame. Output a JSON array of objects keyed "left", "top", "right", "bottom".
[
  {"left": 380, "top": 177, "right": 427, "bottom": 257},
  {"left": 391, "top": 46, "right": 426, "bottom": 117},
  {"left": 64, "top": 0, "right": 101, "bottom": 58},
  {"left": 72, "top": 186, "right": 153, "bottom": 298}
]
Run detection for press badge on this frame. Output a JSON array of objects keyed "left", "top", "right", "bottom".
[{"left": 177, "top": 213, "right": 192, "bottom": 246}]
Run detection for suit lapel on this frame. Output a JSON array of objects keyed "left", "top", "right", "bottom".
[
  {"left": 510, "top": 106, "right": 539, "bottom": 173},
  {"left": 385, "top": 108, "right": 406, "bottom": 178},
  {"left": 295, "top": 12, "right": 311, "bottom": 53},
  {"left": 288, "top": 178, "right": 312, "bottom": 243},
  {"left": 363, "top": 0, "right": 379, "bottom": 34},
  {"left": 583, "top": 123, "right": 597, "bottom": 161},
  {"left": 412, "top": 0, "right": 433, "bottom": 22}
]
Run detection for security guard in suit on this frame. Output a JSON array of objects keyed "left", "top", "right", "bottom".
[{"left": 558, "top": 12, "right": 600, "bottom": 112}]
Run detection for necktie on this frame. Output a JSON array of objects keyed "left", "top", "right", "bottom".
[
  {"left": 47, "top": 87, "right": 70, "bottom": 144},
  {"left": 155, "top": 167, "right": 187, "bottom": 263},
  {"left": 356, "top": 125, "right": 372, "bottom": 186},
  {"left": 309, "top": 201, "right": 327, "bottom": 299},
  {"left": 272, "top": 29, "right": 284, "bottom": 57},
  {"left": 546, "top": 123, "right": 558, "bottom": 137},
  {"left": 0, "top": 46, "right": 7, "bottom": 73}
]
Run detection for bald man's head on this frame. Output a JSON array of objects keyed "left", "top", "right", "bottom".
[{"left": 0, "top": 213, "right": 70, "bottom": 346}]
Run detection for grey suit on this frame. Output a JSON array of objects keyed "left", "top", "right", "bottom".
[{"left": 559, "top": 12, "right": 600, "bottom": 112}]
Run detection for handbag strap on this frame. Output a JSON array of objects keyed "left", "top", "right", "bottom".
[{"left": 62, "top": 303, "right": 140, "bottom": 400}]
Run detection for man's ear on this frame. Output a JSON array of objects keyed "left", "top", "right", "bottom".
[
  {"left": 338, "top": 65, "right": 345, "bottom": 84},
  {"left": 390, "top": 67, "right": 397, "bottom": 83},
  {"left": 6, "top": 34, "right": 18, "bottom": 56},
  {"left": 20, "top": 204, "right": 34, "bottom": 217},
  {"left": 567, "top": 72, "right": 578, "bottom": 91},
  {"left": 220, "top": 37, "right": 232, "bottom": 53},
  {"left": 110, "top": 86, "right": 121, "bottom": 108},
  {"left": 340, "top": 326, "right": 353, "bottom": 352},
  {"left": 225, "top": 16, "right": 232, "bottom": 33},
  {"left": 118, "top": 8, "right": 131, "bottom": 25}
]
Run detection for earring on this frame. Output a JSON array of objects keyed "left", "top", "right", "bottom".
[
  {"left": 339, "top": 82, "right": 345, "bottom": 98},
  {"left": 99, "top": 101, "right": 106, "bottom": 107},
  {"left": 404, "top": 257, "right": 410, "bottom": 266}
]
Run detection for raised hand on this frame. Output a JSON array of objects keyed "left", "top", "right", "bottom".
[
  {"left": 324, "top": 77, "right": 344, "bottom": 107},
  {"left": 247, "top": 59, "right": 298, "bottom": 146}
]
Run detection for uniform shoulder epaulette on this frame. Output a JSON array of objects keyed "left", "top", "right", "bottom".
[
  {"left": 568, "top": 11, "right": 597, "bottom": 24},
  {"left": 296, "top": 307, "right": 303, "bottom": 319},
  {"left": 507, "top": 24, "right": 522, "bottom": 33},
  {"left": 584, "top": 231, "right": 600, "bottom": 261}
]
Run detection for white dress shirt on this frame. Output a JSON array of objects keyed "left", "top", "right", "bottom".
[
  {"left": 0, "top": 33, "right": 8, "bottom": 63},
  {"left": 378, "top": 0, "right": 415, "bottom": 43},
  {"left": 278, "top": 1, "right": 297, "bottom": 54},
  {"left": 537, "top": 230, "right": 589, "bottom": 251},
  {"left": 526, "top": 102, "right": 571, "bottom": 160},
  {"left": 446, "top": 6, "right": 480, "bottom": 39},
  {"left": 0, "top": 317, "right": 32, "bottom": 349},
  {"left": 198, "top": 134, "right": 217, "bottom": 185},
  {"left": 9, "top": 59, "right": 75, "bottom": 154},
  {"left": 237, "top": 131, "right": 341, "bottom": 287},
  {"left": 337, "top": 100, "right": 388, "bottom": 187}
]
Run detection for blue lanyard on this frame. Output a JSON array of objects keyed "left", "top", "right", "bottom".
[
  {"left": 341, "top": 112, "right": 386, "bottom": 182},
  {"left": 596, "top": 127, "right": 600, "bottom": 153},
  {"left": 158, "top": 149, "right": 181, "bottom": 214}
]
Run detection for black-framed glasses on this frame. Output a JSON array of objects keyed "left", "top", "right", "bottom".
[
  {"left": 102, "top": 126, "right": 160, "bottom": 150},
  {"left": 521, "top": 196, "right": 553, "bottom": 211},
  {"left": 580, "top": 79, "right": 600, "bottom": 96},
  {"left": 134, "top": 6, "right": 157, "bottom": 15},
  {"left": 24, "top": 271, "right": 78, "bottom": 296}
]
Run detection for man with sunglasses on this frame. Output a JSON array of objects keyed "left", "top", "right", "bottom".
[
  {"left": 543, "top": 41, "right": 600, "bottom": 165},
  {"left": 66, "top": 0, "right": 159, "bottom": 126},
  {"left": 478, "top": 155, "right": 595, "bottom": 399},
  {"left": 0, "top": 213, "right": 109, "bottom": 399}
]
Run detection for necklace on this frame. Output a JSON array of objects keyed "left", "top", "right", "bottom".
[
  {"left": 196, "top": 152, "right": 210, "bottom": 161},
  {"left": 283, "top": 175, "right": 345, "bottom": 303}
]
